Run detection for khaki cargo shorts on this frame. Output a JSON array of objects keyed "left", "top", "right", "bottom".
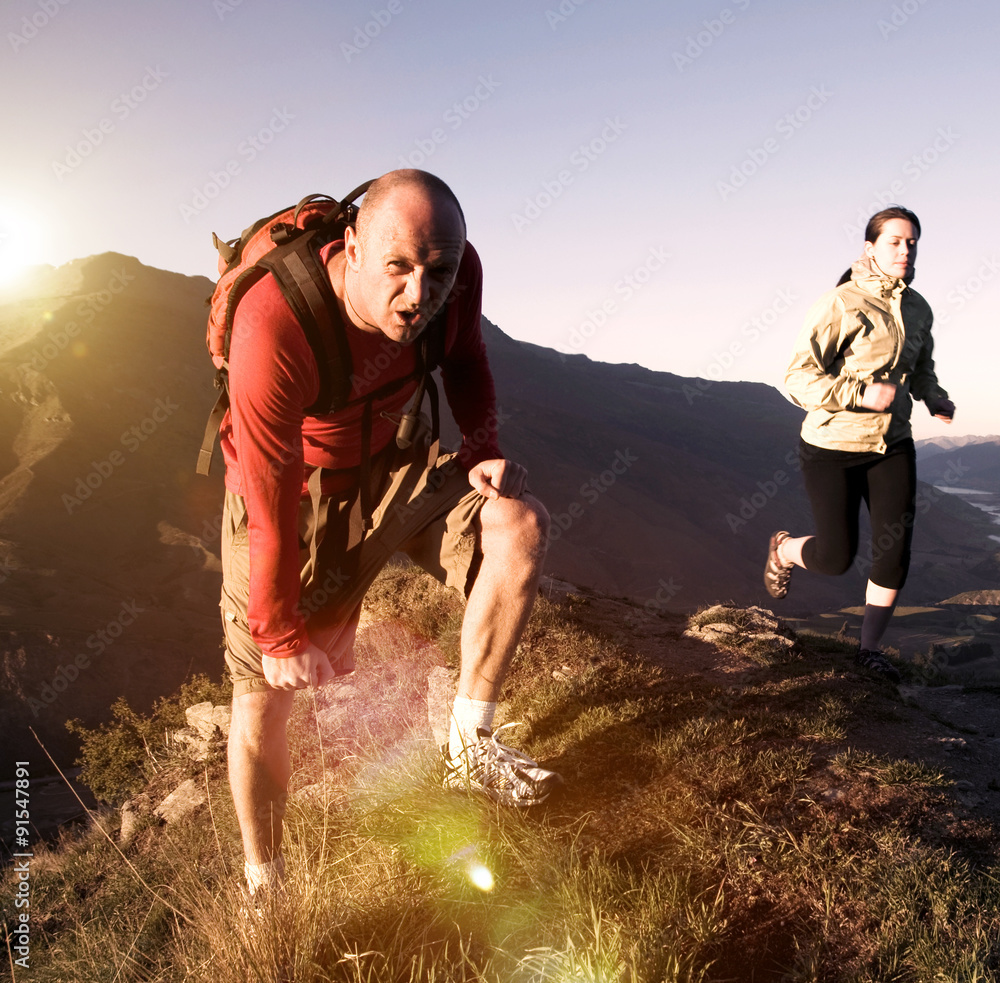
[{"left": 221, "top": 434, "right": 486, "bottom": 697}]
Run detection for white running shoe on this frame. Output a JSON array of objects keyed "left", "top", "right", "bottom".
[{"left": 442, "top": 723, "right": 563, "bottom": 808}]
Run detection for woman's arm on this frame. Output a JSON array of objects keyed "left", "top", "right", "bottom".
[{"left": 784, "top": 292, "right": 868, "bottom": 412}]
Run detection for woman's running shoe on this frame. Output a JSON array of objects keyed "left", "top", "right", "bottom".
[
  {"left": 764, "top": 530, "right": 793, "bottom": 599},
  {"left": 855, "top": 648, "right": 902, "bottom": 683}
]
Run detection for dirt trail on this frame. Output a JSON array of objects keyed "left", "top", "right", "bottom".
[{"left": 548, "top": 583, "right": 1000, "bottom": 826}]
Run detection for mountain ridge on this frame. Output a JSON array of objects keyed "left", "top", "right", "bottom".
[{"left": 1, "top": 253, "right": 996, "bottom": 761}]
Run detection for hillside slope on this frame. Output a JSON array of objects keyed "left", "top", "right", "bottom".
[
  {"left": 1, "top": 255, "right": 996, "bottom": 763},
  {"left": 4, "top": 573, "right": 998, "bottom": 981}
]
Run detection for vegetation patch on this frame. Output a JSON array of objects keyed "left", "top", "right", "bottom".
[{"left": 5, "top": 563, "right": 998, "bottom": 981}]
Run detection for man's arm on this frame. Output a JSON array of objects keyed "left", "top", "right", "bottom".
[
  {"left": 437, "top": 243, "right": 505, "bottom": 469},
  {"left": 226, "top": 277, "right": 320, "bottom": 662}
]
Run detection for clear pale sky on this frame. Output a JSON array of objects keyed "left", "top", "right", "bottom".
[{"left": 2, "top": 0, "right": 996, "bottom": 438}]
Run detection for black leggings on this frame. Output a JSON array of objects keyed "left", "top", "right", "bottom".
[{"left": 800, "top": 438, "right": 917, "bottom": 590}]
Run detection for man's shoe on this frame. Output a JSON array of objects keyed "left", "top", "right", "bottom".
[
  {"left": 764, "top": 531, "right": 794, "bottom": 598},
  {"left": 855, "top": 648, "right": 902, "bottom": 683},
  {"left": 443, "top": 723, "right": 563, "bottom": 808}
]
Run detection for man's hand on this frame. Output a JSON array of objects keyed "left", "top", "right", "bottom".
[
  {"left": 860, "top": 381, "right": 897, "bottom": 412},
  {"left": 262, "top": 641, "right": 336, "bottom": 690},
  {"left": 930, "top": 397, "right": 955, "bottom": 423},
  {"left": 468, "top": 458, "right": 528, "bottom": 500}
]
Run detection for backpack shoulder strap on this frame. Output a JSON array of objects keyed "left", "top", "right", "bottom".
[
  {"left": 423, "top": 301, "right": 448, "bottom": 373},
  {"left": 256, "top": 231, "right": 353, "bottom": 415}
]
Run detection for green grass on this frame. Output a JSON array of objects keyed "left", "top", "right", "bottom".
[{"left": 4, "top": 562, "right": 998, "bottom": 982}]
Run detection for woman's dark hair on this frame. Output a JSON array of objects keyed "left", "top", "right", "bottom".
[
  {"left": 865, "top": 205, "right": 921, "bottom": 243},
  {"left": 836, "top": 205, "right": 922, "bottom": 285}
]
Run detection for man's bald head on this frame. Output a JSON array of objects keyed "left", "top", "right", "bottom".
[
  {"left": 341, "top": 169, "right": 467, "bottom": 345},
  {"left": 354, "top": 169, "right": 466, "bottom": 247}
]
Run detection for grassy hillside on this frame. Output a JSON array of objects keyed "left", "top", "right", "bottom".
[{"left": 4, "top": 564, "right": 998, "bottom": 982}]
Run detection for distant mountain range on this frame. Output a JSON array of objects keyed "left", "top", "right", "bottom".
[
  {"left": 915, "top": 434, "right": 1000, "bottom": 459},
  {"left": 915, "top": 440, "right": 1000, "bottom": 490},
  {"left": 2, "top": 254, "right": 997, "bottom": 760}
]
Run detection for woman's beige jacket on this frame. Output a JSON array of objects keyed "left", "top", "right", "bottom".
[{"left": 785, "top": 257, "right": 948, "bottom": 452}]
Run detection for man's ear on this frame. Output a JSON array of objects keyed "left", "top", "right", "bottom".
[{"left": 344, "top": 225, "right": 361, "bottom": 270}]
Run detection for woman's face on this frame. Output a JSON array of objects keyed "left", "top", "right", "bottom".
[{"left": 865, "top": 218, "right": 918, "bottom": 280}]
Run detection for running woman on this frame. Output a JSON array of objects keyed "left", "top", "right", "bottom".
[{"left": 764, "top": 206, "right": 955, "bottom": 681}]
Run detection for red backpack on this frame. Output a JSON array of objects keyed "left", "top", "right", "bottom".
[{"left": 197, "top": 185, "right": 445, "bottom": 489}]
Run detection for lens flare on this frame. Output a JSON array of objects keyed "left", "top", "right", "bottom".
[
  {"left": 446, "top": 843, "right": 495, "bottom": 892},
  {"left": 467, "top": 860, "right": 494, "bottom": 892}
]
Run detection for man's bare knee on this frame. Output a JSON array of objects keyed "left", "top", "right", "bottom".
[{"left": 480, "top": 494, "right": 549, "bottom": 562}]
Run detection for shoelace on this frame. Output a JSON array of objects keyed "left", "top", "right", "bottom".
[{"left": 451, "top": 722, "right": 542, "bottom": 779}]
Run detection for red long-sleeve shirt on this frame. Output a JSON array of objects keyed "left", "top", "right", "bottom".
[{"left": 220, "top": 240, "right": 500, "bottom": 657}]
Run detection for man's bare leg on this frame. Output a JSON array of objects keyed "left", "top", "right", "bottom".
[
  {"left": 228, "top": 689, "right": 295, "bottom": 872},
  {"left": 457, "top": 493, "right": 549, "bottom": 702},
  {"left": 445, "top": 492, "right": 560, "bottom": 803}
]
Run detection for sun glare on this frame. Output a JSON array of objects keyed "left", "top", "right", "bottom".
[{"left": 0, "top": 202, "right": 46, "bottom": 289}]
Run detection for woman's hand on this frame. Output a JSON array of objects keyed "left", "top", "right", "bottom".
[
  {"left": 930, "top": 397, "right": 955, "bottom": 423},
  {"left": 860, "top": 381, "right": 897, "bottom": 412}
]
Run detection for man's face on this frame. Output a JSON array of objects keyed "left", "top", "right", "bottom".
[{"left": 344, "top": 188, "right": 466, "bottom": 344}]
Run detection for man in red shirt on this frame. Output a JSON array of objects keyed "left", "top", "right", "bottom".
[{"left": 220, "top": 169, "right": 559, "bottom": 899}]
